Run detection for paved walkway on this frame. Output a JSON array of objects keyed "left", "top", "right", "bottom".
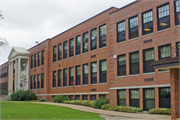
[{"left": 32, "top": 102, "right": 171, "bottom": 120}]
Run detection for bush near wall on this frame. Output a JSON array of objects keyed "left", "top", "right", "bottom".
[
  {"left": 0, "top": 90, "right": 8, "bottom": 96},
  {"left": 11, "top": 90, "right": 36, "bottom": 101},
  {"left": 53, "top": 95, "right": 69, "bottom": 103},
  {"left": 148, "top": 108, "right": 171, "bottom": 115}
]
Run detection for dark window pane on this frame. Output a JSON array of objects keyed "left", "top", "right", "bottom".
[
  {"left": 53, "top": 46, "right": 56, "bottom": 62},
  {"left": 117, "top": 90, "right": 126, "bottom": 106},
  {"left": 117, "top": 21, "right": 126, "bottom": 42},
  {"left": 38, "top": 52, "right": 40, "bottom": 66},
  {"left": 142, "top": 10, "right": 153, "bottom": 35},
  {"left": 58, "top": 70, "right": 61, "bottom": 87},
  {"left": 117, "top": 55, "right": 126, "bottom": 76},
  {"left": 83, "top": 32, "right": 88, "bottom": 53},
  {"left": 76, "top": 35, "right": 81, "bottom": 55},
  {"left": 82, "top": 95, "right": 88, "bottom": 100},
  {"left": 159, "top": 45, "right": 171, "bottom": 59},
  {"left": 90, "top": 95, "right": 96, "bottom": 101},
  {"left": 99, "top": 25, "right": 106, "bottom": 48},
  {"left": 41, "top": 73, "right": 44, "bottom": 88},
  {"left": 63, "top": 69, "right": 67, "bottom": 87},
  {"left": 144, "top": 88, "right": 155, "bottom": 110},
  {"left": 58, "top": 44, "right": 62, "bottom": 60},
  {"left": 69, "top": 67, "right": 74, "bottom": 86},
  {"left": 130, "top": 52, "right": 139, "bottom": 74},
  {"left": 91, "top": 28, "right": 97, "bottom": 50},
  {"left": 34, "top": 75, "right": 36, "bottom": 89},
  {"left": 129, "top": 16, "right": 139, "bottom": 39},
  {"left": 143, "top": 49, "right": 154, "bottom": 73},
  {"left": 41, "top": 50, "right": 44, "bottom": 65},
  {"left": 76, "top": 66, "right": 81, "bottom": 85},
  {"left": 63, "top": 41, "right": 68, "bottom": 59},
  {"left": 69, "top": 38, "right": 74, "bottom": 57},
  {"left": 34, "top": 54, "right": 37, "bottom": 67},
  {"left": 176, "top": 42, "right": 180, "bottom": 57},
  {"left": 100, "top": 60, "right": 107, "bottom": 83},
  {"left": 83, "top": 64, "right": 88, "bottom": 85},
  {"left": 37, "top": 74, "right": 40, "bottom": 89},
  {"left": 175, "top": 0, "right": 180, "bottom": 26},
  {"left": 130, "top": 89, "right": 139, "bottom": 107},
  {"left": 31, "top": 55, "right": 33, "bottom": 68},
  {"left": 53, "top": 71, "right": 56, "bottom": 87},
  {"left": 91, "top": 62, "right": 97, "bottom": 84},
  {"left": 30, "top": 76, "right": 33, "bottom": 89},
  {"left": 75, "top": 95, "right": 80, "bottom": 100}
]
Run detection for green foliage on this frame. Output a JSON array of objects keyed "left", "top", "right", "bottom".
[
  {"left": 101, "top": 104, "right": 114, "bottom": 110},
  {"left": 93, "top": 97, "right": 109, "bottom": 109},
  {"left": 148, "top": 108, "right": 171, "bottom": 115},
  {"left": 0, "top": 90, "right": 8, "bottom": 96},
  {"left": 53, "top": 95, "right": 69, "bottom": 103},
  {"left": 11, "top": 90, "right": 36, "bottom": 101}
]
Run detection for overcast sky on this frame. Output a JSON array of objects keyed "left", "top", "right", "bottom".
[{"left": 0, "top": 0, "right": 135, "bottom": 65}]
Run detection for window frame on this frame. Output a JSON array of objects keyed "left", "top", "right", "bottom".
[
  {"left": 83, "top": 63, "right": 88, "bottom": 85},
  {"left": 129, "top": 15, "right": 139, "bottom": 39},
  {"left": 76, "top": 65, "right": 81, "bottom": 85},
  {"left": 90, "top": 28, "right": 97, "bottom": 51},
  {"left": 63, "top": 41, "right": 68, "bottom": 59},
  {"left": 174, "top": 0, "right": 180, "bottom": 26},
  {"left": 34, "top": 53, "right": 37, "bottom": 67},
  {"left": 52, "top": 71, "right": 56, "bottom": 88},
  {"left": 91, "top": 62, "right": 97, "bottom": 84},
  {"left": 58, "top": 43, "right": 62, "bottom": 61},
  {"left": 41, "top": 73, "right": 44, "bottom": 88},
  {"left": 158, "top": 44, "right": 171, "bottom": 60},
  {"left": 83, "top": 32, "right": 89, "bottom": 53},
  {"left": 38, "top": 52, "right": 40, "bottom": 66},
  {"left": 99, "top": 24, "right": 106, "bottom": 48},
  {"left": 117, "top": 20, "right": 126, "bottom": 43},
  {"left": 53, "top": 45, "right": 57, "bottom": 62},
  {"left": 30, "top": 76, "right": 33, "bottom": 89},
  {"left": 99, "top": 59, "right": 107, "bottom": 83},
  {"left": 58, "top": 70, "right": 61, "bottom": 87},
  {"left": 129, "top": 51, "right": 140, "bottom": 75},
  {"left": 69, "top": 38, "right": 74, "bottom": 57},
  {"left": 142, "top": 9, "right": 153, "bottom": 35},
  {"left": 176, "top": 42, "right": 180, "bottom": 57},
  {"left": 63, "top": 68, "right": 67, "bottom": 87},
  {"left": 117, "top": 89, "right": 126, "bottom": 106},
  {"left": 69, "top": 67, "right": 74, "bottom": 86},
  {"left": 117, "top": 54, "right": 126, "bottom": 76},
  {"left": 76, "top": 35, "right": 81, "bottom": 55},
  {"left": 34, "top": 75, "right": 36, "bottom": 89},
  {"left": 41, "top": 50, "right": 44, "bottom": 65},
  {"left": 129, "top": 89, "right": 140, "bottom": 107},
  {"left": 31, "top": 55, "right": 33, "bottom": 68},
  {"left": 37, "top": 74, "right": 40, "bottom": 89}
]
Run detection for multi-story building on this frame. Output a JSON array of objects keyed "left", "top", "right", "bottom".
[{"left": 0, "top": 0, "right": 179, "bottom": 119}]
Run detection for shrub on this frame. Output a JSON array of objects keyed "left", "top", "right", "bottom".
[
  {"left": 93, "top": 97, "right": 109, "bottom": 109},
  {"left": 11, "top": 90, "right": 36, "bottom": 101},
  {"left": 53, "top": 95, "right": 69, "bottom": 103},
  {"left": 89, "top": 101, "right": 96, "bottom": 107},
  {"left": 148, "top": 108, "right": 171, "bottom": 115},
  {"left": 108, "top": 106, "right": 119, "bottom": 111},
  {"left": 101, "top": 104, "right": 114, "bottom": 110},
  {"left": 0, "top": 90, "right": 8, "bottom": 96}
]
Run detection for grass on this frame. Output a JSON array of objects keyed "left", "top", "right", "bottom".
[{"left": 1, "top": 102, "right": 104, "bottom": 119}]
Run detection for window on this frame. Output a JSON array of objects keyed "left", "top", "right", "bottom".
[
  {"left": 83, "top": 64, "right": 88, "bottom": 85},
  {"left": 38, "top": 52, "right": 40, "bottom": 66},
  {"left": 76, "top": 66, "right": 81, "bottom": 85},
  {"left": 159, "top": 88, "right": 171, "bottom": 108},
  {"left": 99, "top": 94, "right": 106, "bottom": 99},
  {"left": 41, "top": 73, "right": 44, "bottom": 88},
  {"left": 90, "top": 95, "right": 96, "bottom": 101},
  {"left": 69, "top": 38, "right": 74, "bottom": 57},
  {"left": 129, "top": 52, "right": 139, "bottom": 74},
  {"left": 34, "top": 53, "right": 37, "bottom": 67},
  {"left": 22, "top": 63, "right": 25, "bottom": 71},
  {"left": 175, "top": 0, "right": 180, "bottom": 26},
  {"left": 69, "top": 67, "right": 74, "bottom": 86},
  {"left": 117, "top": 90, "right": 126, "bottom": 106},
  {"left": 176, "top": 42, "right": 180, "bottom": 57},
  {"left": 142, "top": 10, "right": 153, "bottom": 35},
  {"left": 143, "top": 48, "right": 154, "bottom": 73},
  {"left": 53, "top": 46, "right": 56, "bottom": 62},
  {"left": 63, "top": 41, "right": 68, "bottom": 59},
  {"left": 41, "top": 50, "right": 44, "bottom": 65},
  {"left": 34, "top": 75, "right": 36, "bottom": 89},
  {"left": 99, "top": 25, "right": 106, "bottom": 48},
  {"left": 143, "top": 88, "right": 155, "bottom": 110},
  {"left": 58, "top": 43, "right": 62, "bottom": 60},
  {"left": 37, "top": 74, "right": 40, "bottom": 89},
  {"left": 91, "top": 28, "right": 97, "bottom": 50},
  {"left": 91, "top": 62, "right": 97, "bottom": 84},
  {"left": 63, "top": 68, "right": 67, "bottom": 87},
  {"left": 82, "top": 95, "right": 88, "bottom": 100},
  {"left": 157, "top": 4, "right": 170, "bottom": 31},
  {"left": 159, "top": 44, "right": 171, "bottom": 59},
  {"left": 100, "top": 60, "right": 107, "bottom": 83},
  {"left": 30, "top": 76, "right": 33, "bottom": 89},
  {"left": 117, "top": 21, "right": 126, "bottom": 42},
  {"left": 0, "top": 68, "right": 8, "bottom": 79},
  {"left": 117, "top": 55, "right": 126, "bottom": 76},
  {"left": 75, "top": 95, "right": 80, "bottom": 100},
  {"left": 129, "top": 16, "right": 139, "bottom": 39},
  {"left": 58, "top": 70, "right": 61, "bottom": 87},
  {"left": 31, "top": 55, "right": 33, "bottom": 68},
  {"left": 83, "top": 32, "right": 88, "bottom": 53},
  {"left": 130, "top": 89, "right": 139, "bottom": 107},
  {"left": 53, "top": 71, "right": 56, "bottom": 88},
  {"left": 76, "top": 35, "right": 81, "bottom": 55}
]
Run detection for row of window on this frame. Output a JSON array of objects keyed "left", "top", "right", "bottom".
[
  {"left": 117, "top": 42, "right": 179, "bottom": 76},
  {"left": 118, "top": 87, "right": 170, "bottom": 110},
  {"left": 53, "top": 24, "right": 106, "bottom": 62},
  {"left": 30, "top": 73, "right": 44, "bottom": 89},
  {"left": 52, "top": 60, "right": 107, "bottom": 88},
  {"left": 117, "top": 1, "right": 180, "bottom": 42},
  {"left": 31, "top": 50, "right": 44, "bottom": 68},
  {"left": 0, "top": 67, "right": 8, "bottom": 78}
]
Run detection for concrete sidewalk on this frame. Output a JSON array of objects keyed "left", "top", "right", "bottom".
[{"left": 32, "top": 102, "right": 171, "bottom": 120}]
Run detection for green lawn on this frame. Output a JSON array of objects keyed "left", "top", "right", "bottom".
[{"left": 1, "top": 102, "right": 104, "bottom": 119}]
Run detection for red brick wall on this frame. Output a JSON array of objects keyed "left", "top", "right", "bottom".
[{"left": 0, "top": 61, "right": 9, "bottom": 91}]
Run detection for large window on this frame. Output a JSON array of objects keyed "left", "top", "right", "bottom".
[
  {"left": 83, "top": 64, "right": 88, "bottom": 85},
  {"left": 30, "top": 76, "right": 33, "bottom": 89},
  {"left": 90, "top": 28, "right": 97, "bottom": 50},
  {"left": 143, "top": 48, "right": 154, "bottom": 73},
  {"left": 159, "top": 88, "right": 171, "bottom": 108},
  {"left": 63, "top": 68, "right": 67, "bottom": 87},
  {"left": 53, "top": 46, "right": 56, "bottom": 62},
  {"left": 100, "top": 60, "right": 107, "bottom": 83},
  {"left": 41, "top": 50, "right": 44, "bottom": 65},
  {"left": 129, "top": 16, "right": 139, "bottom": 39},
  {"left": 31, "top": 55, "right": 33, "bottom": 68},
  {"left": 69, "top": 38, "right": 74, "bottom": 57},
  {"left": 76, "top": 35, "right": 81, "bottom": 55},
  {"left": 83, "top": 32, "right": 88, "bottom": 53},
  {"left": 117, "top": 21, "right": 126, "bottom": 42},
  {"left": 41, "top": 73, "right": 44, "bottom": 88},
  {"left": 38, "top": 52, "right": 40, "bottom": 66},
  {"left": 176, "top": 42, "right": 180, "bottom": 57},
  {"left": 91, "top": 62, "right": 97, "bottom": 84},
  {"left": 130, "top": 89, "right": 139, "bottom": 107},
  {"left": 143, "top": 88, "right": 155, "bottom": 111},
  {"left": 117, "top": 54, "right": 126, "bottom": 76},
  {"left": 157, "top": 4, "right": 170, "bottom": 31},
  {"left": 99, "top": 25, "right": 106, "bottom": 48},
  {"left": 69, "top": 67, "right": 74, "bottom": 86},
  {"left": 90, "top": 95, "right": 96, "bottom": 101},
  {"left": 58, "top": 70, "right": 61, "bottom": 87},
  {"left": 63, "top": 41, "right": 68, "bottom": 59},
  {"left": 82, "top": 95, "right": 88, "bottom": 100},
  {"left": 37, "top": 74, "right": 40, "bottom": 89},
  {"left": 142, "top": 10, "right": 153, "bottom": 35},
  {"left": 76, "top": 66, "right": 81, "bottom": 85},
  {"left": 0, "top": 68, "right": 8, "bottom": 79},
  {"left": 129, "top": 52, "right": 139, "bottom": 74},
  {"left": 117, "top": 90, "right": 126, "bottom": 106},
  {"left": 175, "top": 0, "right": 180, "bottom": 26},
  {"left": 58, "top": 43, "right": 62, "bottom": 61},
  {"left": 34, "top": 53, "right": 37, "bottom": 67},
  {"left": 159, "top": 44, "right": 171, "bottom": 59},
  {"left": 53, "top": 71, "right": 56, "bottom": 88},
  {"left": 34, "top": 75, "right": 36, "bottom": 89}
]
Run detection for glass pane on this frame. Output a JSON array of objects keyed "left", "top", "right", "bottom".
[
  {"left": 92, "top": 62, "right": 97, "bottom": 73},
  {"left": 100, "top": 25, "right": 106, "bottom": 37},
  {"left": 70, "top": 68, "right": 74, "bottom": 76},
  {"left": 160, "top": 45, "right": 171, "bottom": 58},
  {"left": 101, "top": 60, "right": 107, "bottom": 71},
  {"left": 91, "top": 29, "right": 97, "bottom": 40},
  {"left": 131, "top": 52, "right": 139, "bottom": 63},
  {"left": 77, "top": 66, "right": 81, "bottom": 75},
  {"left": 59, "top": 44, "right": 62, "bottom": 52},
  {"left": 118, "top": 90, "right": 126, "bottom": 99},
  {"left": 145, "top": 89, "right": 154, "bottom": 99},
  {"left": 58, "top": 70, "right": 61, "bottom": 78},
  {"left": 84, "top": 64, "right": 88, "bottom": 74},
  {"left": 131, "top": 89, "right": 139, "bottom": 99},
  {"left": 119, "top": 55, "right": 126, "bottom": 65},
  {"left": 145, "top": 49, "right": 154, "bottom": 61}
]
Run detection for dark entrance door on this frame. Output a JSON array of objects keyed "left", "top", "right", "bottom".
[
  {"left": 143, "top": 88, "right": 155, "bottom": 111},
  {"left": 129, "top": 89, "right": 139, "bottom": 107},
  {"left": 159, "top": 87, "right": 171, "bottom": 108}
]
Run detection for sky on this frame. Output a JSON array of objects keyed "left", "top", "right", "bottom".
[{"left": 0, "top": 0, "right": 135, "bottom": 65}]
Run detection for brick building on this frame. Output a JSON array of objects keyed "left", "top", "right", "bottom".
[{"left": 0, "top": 0, "right": 180, "bottom": 119}]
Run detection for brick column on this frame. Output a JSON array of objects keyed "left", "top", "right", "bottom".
[
  {"left": 126, "top": 89, "right": 129, "bottom": 106},
  {"left": 155, "top": 87, "right": 159, "bottom": 108},
  {"left": 109, "top": 89, "right": 117, "bottom": 106},
  {"left": 170, "top": 68, "right": 179, "bottom": 120},
  {"left": 139, "top": 88, "right": 143, "bottom": 109}
]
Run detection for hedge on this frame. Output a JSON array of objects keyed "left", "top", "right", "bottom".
[{"left": 148, "top": 108, "right": 171, "bottom": 115}]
